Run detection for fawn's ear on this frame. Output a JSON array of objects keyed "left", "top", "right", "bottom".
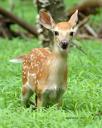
[
  {"left": 68, "top": 10, "right": 78, "bottom": 27},
  {"left": 39, "top": 10, "right": 55, "bottom": 30}
]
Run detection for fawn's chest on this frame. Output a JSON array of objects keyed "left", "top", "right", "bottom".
[{"left": 43, "top": 57, "right": 67, "bottom": 105}]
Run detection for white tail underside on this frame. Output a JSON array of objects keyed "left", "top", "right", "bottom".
[{"left": 9, "top": 58, "right": 23, "bottom": 63}]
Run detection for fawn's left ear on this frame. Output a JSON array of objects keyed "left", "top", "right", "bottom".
[
  {"left": 39, "top": 10, "right": 55, "bottom": 30},
  {"left": 68, "top": 10, "right": 78, "bottom": 27}
]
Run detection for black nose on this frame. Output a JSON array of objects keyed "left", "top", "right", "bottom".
[{"left": 61, "top": 40, "right": 68, "bottom": 49}]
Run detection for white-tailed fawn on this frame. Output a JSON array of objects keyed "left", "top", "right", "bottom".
[{"left": 11, "top": 10, "right": 78, "bottom": 108}]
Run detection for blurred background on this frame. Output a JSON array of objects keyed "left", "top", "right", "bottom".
[{"left": 1, "top": 0, "right": 102, "bottom": 43}]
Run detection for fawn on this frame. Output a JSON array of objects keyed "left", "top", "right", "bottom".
[{"left": 11, "top": 10, "right": 78, "bottom": 108}]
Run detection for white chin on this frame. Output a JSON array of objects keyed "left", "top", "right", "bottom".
[
  {"left": 60, "top": 47, "right": 68, "bottom": 52},
  {"left": 61, "top": 48, "right": 68, "bottom": 52}
]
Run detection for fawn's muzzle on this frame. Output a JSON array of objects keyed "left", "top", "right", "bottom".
[{"left": 60, "top": 40, "right": 68, "bottom": 50}]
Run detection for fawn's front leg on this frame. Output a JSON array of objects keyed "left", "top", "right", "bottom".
[
  {"left": 22, "top": 83, "right": 34, "bottom": 107},
  {"left": 35, "top": 94, "right": 44, "bottom": 108}
]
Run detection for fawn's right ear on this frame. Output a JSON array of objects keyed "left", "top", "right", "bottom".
[{"left": 39, "top": 10, "right": 55, "bottom": 30}]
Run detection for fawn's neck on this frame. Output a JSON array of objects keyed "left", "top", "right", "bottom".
[{"left": 48, "top": 43, "right": 68, "bottom": 87}]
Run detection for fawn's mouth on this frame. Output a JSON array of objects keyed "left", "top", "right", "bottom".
[
  {"left": 57, "top": 44, "right": 68, "bottom": 51},
  {"left": 61, "top": 43, "right": 68, "bottom": 50},
  {"left": 57, "top": 43, "right": 69, "bottom": 51},
  {"left": 59, "top": 42, "right": 69, "bottom": 50}
]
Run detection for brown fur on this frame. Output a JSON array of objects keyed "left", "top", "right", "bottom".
[
  {"left": 22, "top": 48, "right": 67, "bottom": 107},
  {"left": 56, "top": 22, "right": 72, "bottom": 30}
]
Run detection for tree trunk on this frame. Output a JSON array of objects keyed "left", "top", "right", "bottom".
[{"left": 35, "top": 0, "right": 67, "bottom": 48}]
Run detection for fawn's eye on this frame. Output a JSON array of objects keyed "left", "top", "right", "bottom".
[
  {"left": 54, "top": 31, "right": 59, "bottom": 36},
  {"left": 70, "top": 32, "right": 74, "bottom": 36}
]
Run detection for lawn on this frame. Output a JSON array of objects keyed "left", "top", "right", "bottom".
[{"left": 0, "top": 0, "right": 102, "bottom": 128}]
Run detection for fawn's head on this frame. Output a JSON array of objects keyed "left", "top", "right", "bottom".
[{"left": 39, "top": 10, "right": 78, "bottom": 52}]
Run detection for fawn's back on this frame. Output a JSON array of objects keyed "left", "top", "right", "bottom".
[{"left": 23, "top": 48, "right": 54, "bottom": 90}]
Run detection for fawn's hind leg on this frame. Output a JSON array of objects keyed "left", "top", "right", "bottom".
[{"left": 22, "top": 82, "right": 34, "bottom": 107}]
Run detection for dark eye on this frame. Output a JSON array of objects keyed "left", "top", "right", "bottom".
[
  {"left": 54, "top": 31, "right": 59, "bottom": 36},
  {"left": 70, "top": 32, "right": 74, "bottom": 36}
]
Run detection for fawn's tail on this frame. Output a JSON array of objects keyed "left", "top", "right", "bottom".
[{"left": 9, "top": 55, "right": 25, "bottom": 63}]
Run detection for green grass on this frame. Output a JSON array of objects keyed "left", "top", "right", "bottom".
[
  {"left": 0, "top": 38, "right": 102, "bottom": 128},
  {"left": 0, "top": 0, "right": 102, "bottom": 128}
]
